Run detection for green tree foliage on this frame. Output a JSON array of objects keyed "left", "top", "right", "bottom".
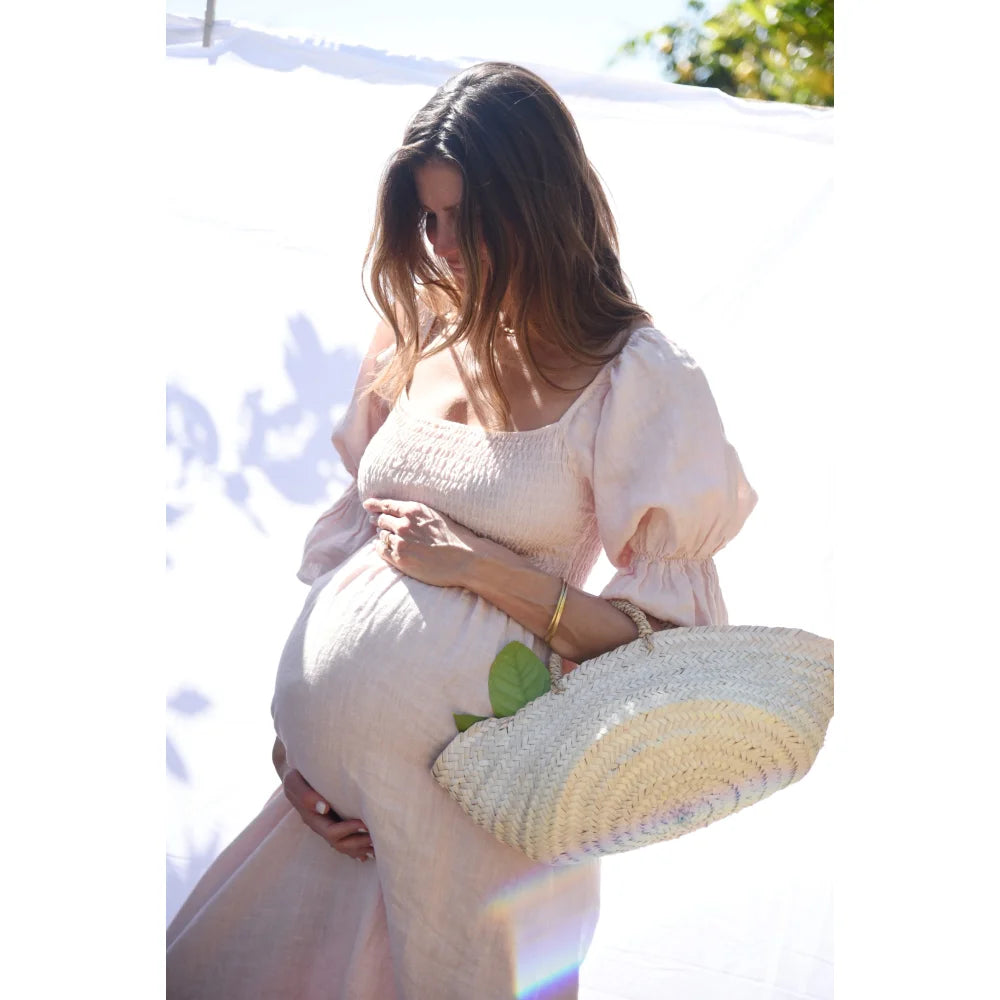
[{"left": 618, "top": 0, "right": 834, "bottom": 106}]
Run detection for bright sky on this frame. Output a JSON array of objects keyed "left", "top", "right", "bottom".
[{"left": 165, "top": 1, "right": 717, "bottom": 83}]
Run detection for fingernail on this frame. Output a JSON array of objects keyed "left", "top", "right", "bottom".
[
  {"left": 366, "top": 852, "right": 375, "bottom": 861},
  {"left": 357, "top": 826, "right": 368, "bottom": 834},
  {"left": 315, "top": 800, "right": 329, "bottom": 815}
]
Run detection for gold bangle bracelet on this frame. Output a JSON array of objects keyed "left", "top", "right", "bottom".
[{"left": 543, "top": 579, "right": 569, "bottom": 645}]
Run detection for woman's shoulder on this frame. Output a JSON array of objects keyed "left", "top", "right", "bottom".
[
  {"left": 593, "top": 323, "right": 703, "bottom": 404},
  {"left": 620, "top": 323, "right": 698, "bottom": 366},
  {"left": 370, "top": 298, "right": 441, "bottom": 367},
  {"left": 563, "top": 322, "right": 721, "bottom": 462}
]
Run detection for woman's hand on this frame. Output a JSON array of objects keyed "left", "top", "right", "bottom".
[
  {"left": 363, "top": 497, "right": 492, "bottom": 589},
  {"left": 273, "top": 737, "right": 374, "bottom": 862}
]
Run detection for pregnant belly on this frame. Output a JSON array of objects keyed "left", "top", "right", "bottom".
[{"left": 272, "top": 541, "right": 542, "bottom": 812}]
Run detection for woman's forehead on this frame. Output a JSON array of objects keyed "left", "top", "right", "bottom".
[{"left": 414, "top": 161, "right": 463, "bottom": 210}]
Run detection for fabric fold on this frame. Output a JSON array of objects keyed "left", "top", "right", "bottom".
[
  {"left": 297, "top": 340, "right": 395, "bottom": 584},
  {"left": 598, "top": 554, "right": 726, "bottom": 628},
  {"left": 587, "top": 327, "right": 758, "bottom": 626},
  {"left": 297, "top": 483, "right": 374, "bottom": 585}
]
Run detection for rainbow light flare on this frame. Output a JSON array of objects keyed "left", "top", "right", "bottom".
[{"left": 485, "top": 862, "right": 599, "bottom": 999}]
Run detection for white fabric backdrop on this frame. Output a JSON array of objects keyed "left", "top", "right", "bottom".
[{"left": 165, "top": 14, "right": 834, "bottom": 998}]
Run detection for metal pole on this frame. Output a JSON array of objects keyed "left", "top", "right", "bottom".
[{"left": 202, "top": 0, "right": 216, "bottom": 47}]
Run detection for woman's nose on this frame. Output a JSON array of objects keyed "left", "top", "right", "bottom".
[{"left": 431, "top": 218, "right": 459, "bottom": 258}]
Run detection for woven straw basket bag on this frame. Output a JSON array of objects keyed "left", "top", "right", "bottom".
[{"left": 432, "top": 622, "right": 834, "bottom": 866}]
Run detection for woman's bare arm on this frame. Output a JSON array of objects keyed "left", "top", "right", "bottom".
[
  {"left": 365, "top": 496, "right": 669, "bottom": 667},
  {"left": 462, "top": 543, "right": 661, "bottom": 665}
]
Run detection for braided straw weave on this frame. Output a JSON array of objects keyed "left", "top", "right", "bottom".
[{"left": 432, "top": 625, "right": 834, "bottom": 865}]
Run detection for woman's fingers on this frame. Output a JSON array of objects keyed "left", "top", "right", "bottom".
[
  {"left": 328, "top": 821, "right": 375, "bottom": 858},
  {"left": 305, "top": 813, "right": 374, "bottom": 860},
  {"left": 374, "top": 512, "right": 409, "bottom": 536},
  {"left": 363, "top": 496, "right": 477, "bottom": 588},
  {"left": 364, "top": 498, "right": 427, "bottom": 524},
  {"left": 282, "top": 767, "right": 335, "bottom": 817},
  {"left": 281, "top": 768, "right": 374, "bottom": 860},
  {"left": 363, "top": 497, "right": 403, "bottom": 516}
]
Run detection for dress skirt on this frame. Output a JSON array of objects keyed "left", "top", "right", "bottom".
[{"left": 166, "top": 539, "right": 601, "bottom": 1000}]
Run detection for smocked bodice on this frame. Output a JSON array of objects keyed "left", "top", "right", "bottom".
[{"left": 357, "top": 389, "right": 604, "bottom": 588}]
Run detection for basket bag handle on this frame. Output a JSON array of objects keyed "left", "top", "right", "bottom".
[{"left": 547, "top": 598, "right": 658, "bottom": 691}]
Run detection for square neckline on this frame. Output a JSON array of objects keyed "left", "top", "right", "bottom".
[{"left": 397, "top": 326, "right": 649, "bottom": 437}]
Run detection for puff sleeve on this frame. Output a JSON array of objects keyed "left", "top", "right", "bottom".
[
  {"left": 296, "top": 342, "right": 393, "bottom": 585},
  {"left": 591, "top": 329, "right": 757, "bottom": 626}
]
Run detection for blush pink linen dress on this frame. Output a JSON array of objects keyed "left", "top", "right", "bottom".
[{"left": 165, "top": 326, "right": 757, "bottom": 1000}]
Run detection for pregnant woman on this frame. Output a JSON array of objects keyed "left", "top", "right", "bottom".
[{"left": 166, "top": 61, "right": 757, "bottom": 999}]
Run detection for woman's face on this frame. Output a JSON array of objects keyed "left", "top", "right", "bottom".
[{"left": 414, "top": 160, "right": 467, "bottom": 286}]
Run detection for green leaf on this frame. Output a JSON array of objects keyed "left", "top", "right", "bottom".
[
  {"left": 454, "top": 713, "right": 490, "bottom": 733},
  {"left": 488, "top": 641, "right": 551, "bottom": 718},
  {"left": 743, "top": 1, "right": 769, "bottom": 27}
]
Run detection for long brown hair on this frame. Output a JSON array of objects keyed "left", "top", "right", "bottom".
[{"left": 363, "top": 61, "right": 649, "bottom": 428}]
